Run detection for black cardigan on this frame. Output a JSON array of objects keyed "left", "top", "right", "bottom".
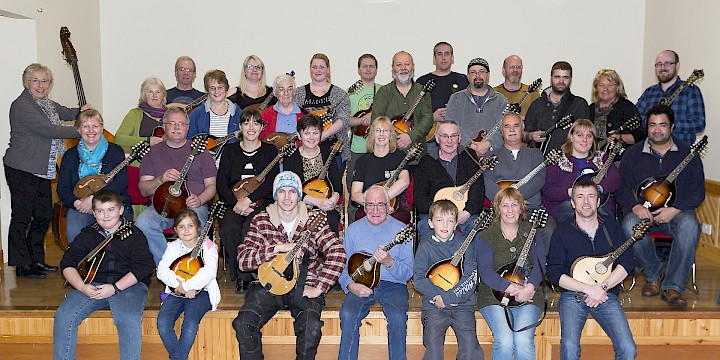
[{"left": 414, "top": 149, "right": 485, "bottom": 215}]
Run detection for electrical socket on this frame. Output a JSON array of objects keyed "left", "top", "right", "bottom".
[{"left": 702, "top": 223, "right": 712, "bottom": 235}]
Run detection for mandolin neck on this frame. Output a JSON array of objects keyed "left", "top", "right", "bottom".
[
  {"left": 665, "top": 151, "right": 697, "bottom": 184},
  {"left": 257, "top": 152, "right": 284, "bottom": 182},
  {"left": 450, "top": 226, "right": 481, "bottom": 266},
  {"left": 513, "top": 161, "right": 548, "bottom": 189}
]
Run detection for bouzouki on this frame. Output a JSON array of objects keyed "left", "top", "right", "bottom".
[
  {"left": 375, "top": 143, "right": 423, "bottom": 210},
  {"left": 152, "top": 135, "right": 209, "bottom": 218},
  {"left": 392, "top": 80, "right": 435, "bottom": 135},
  {"left": 314, "top": 80, "right": 364, "bottom": 132},
  {"left": 169, "top": 201, "right": 227, "bottom": 297},
  {"left": 348, "top": 226, "right": 414, "bottom": 288},
  {"left": 258, "top": 211, "right": 327, "bottom": 295},
  {"left": 571, "top": 139, "right": 625, "bottom": 205},
  {"left": 659, "top": 69, "right": 704, "bottom": 106},
  {"left": 497, "top": 149, "right": 563, "bottom": 190},
  {"left": 65, "top": 222, "right": 133, "bottom": 287},
  {"left": 302, "top": 141, "right": 344, "bottom": 199},
  {"left": 233, "top": 142, "right": 297, "bottom": 208},
  {"left": 73, "top": 141, "right": 151, "bottom": 199},
  {"left": 507, "top": 78, "right": 542, "bottom": 114},
  {"left": 433, "top": 155, "right": 499, "bottom": 212},
  {"left": 493, "top": 209, "right": 549, "bottom": 306},
  {"left": 571, "top": 218, "right": 652, "bottom": 285},
  {"left": 537, "top": 115, "right": 575, "bottom": 156},
  {"left": 636, "top": 135, "right": 708, "bottom": 211},
  {"left": 426, "top": 208, "right": 495, "bottom": 291}
]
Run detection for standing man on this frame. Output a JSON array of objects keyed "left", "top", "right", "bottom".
[
  {"left": 524, "top": 61, "right": 589, "bottom": 153},
  {"left": 636, "top": 50, "right": 705, "bottom": 144},
  {"left": 494, "top": 55, "right": 540, "bottom": 119},
  {"left": 547, "top": 178, "right": 636, "bottom": 359},
  {"left": 446, "top": 58, "right": 508, "bottom": 158},
  {"left": 338, "top": 185, "right": 413, "bottom": 360},
  {"left": 234, "top": 171, "right": 346, "bottom": 359},
  {"left": 417, "top": 42, "right": 469, "bottom": 150},
  {"left": 135, "top": 107, "right": 217, "bottom": 265},
  {"left": 166, "top": 56, "right": 205, "bottom": 105},
  {"left": 617, "top": 105, "right": 704, "bottom": 307},
  {"left": 374, "top": 51, "right": 434, "bottom": 159}
]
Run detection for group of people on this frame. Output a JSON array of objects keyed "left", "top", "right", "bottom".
[{"left": 3, "top": 40, "right": 706, "bottom": 359}]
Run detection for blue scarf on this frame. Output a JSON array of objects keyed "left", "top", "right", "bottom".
[{"left": 78, "top": 136, "right": 109, "bottom": 178}]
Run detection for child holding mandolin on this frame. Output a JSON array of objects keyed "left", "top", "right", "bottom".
[
  {"left": 156, "top": 208, "right": 220, "bottom": 360},
  {"left": 53, "top": 190, "right": 153, "bottom": 360},
  {"left": 412, "top": 200, "right": 482, "bottom": 360}
]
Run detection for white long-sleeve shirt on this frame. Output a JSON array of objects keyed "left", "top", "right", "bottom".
[{"left": 157, "top": 238, "right": 221, "bottom": 310}]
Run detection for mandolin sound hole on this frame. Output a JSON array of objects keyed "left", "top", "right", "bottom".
[{"left": 452, "top": 192, "right": 464, "bottom": 201}]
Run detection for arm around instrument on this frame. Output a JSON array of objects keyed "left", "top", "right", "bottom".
[
  {"left": 412, "top": 240, "right": 445, "bottom": 300},
  {"left": 184, "top": 239, "right": 219, "bottom": 291},
  {"left": 475, "top": 237, "right": 512, "bottom": 291}
]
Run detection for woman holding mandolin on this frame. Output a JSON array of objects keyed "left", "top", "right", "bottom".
[
  {"left": 115, "top": 76, "right": 168, "bottom": 148},
  {"left": 227, "top": 55, "right": 276, "bottom": 109},
  {"left": 283, "top": 114, "right": 342, "bottom": 233},
  {"left": 216, "top": 109, "right": 279, "bottom": 292},
  {"left": 57, "top": 109, "right": 133, "bottom": 244},
  {"left": 588, "top": 69, "right": 643, "bottom": 151},
  {"left": 260, "top": 74, "right": 306, "bottom": 141},
  {"left": 475, "top": 188, "right": 546, "bottom": 360}
]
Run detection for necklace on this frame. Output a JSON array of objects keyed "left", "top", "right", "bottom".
[{"left": 300, "top": 147, "right": 321, "bottom": 158}]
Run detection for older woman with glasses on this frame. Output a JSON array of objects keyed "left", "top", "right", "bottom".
[
  {"left": 4, "top": 63, "right": 92, "bottom": 278},
  {"left": 187, "top": 69, "right": 240, "bottom": 157},
  {"left": 228, "top": 55, "right": 276, "bottom": 110},
  {"left": 115, "top": 76, "right": 168, "bottom": 148},
  {"left": 260, "top": 74, "right": 306, "bottom": 141}
]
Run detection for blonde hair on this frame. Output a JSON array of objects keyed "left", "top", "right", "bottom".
[
  {"left": 22, "top": 63, "right": 54, "bottom": 90},
  {"left": 139, "top": 76, "right": 167, "bottom": 106},
  {"left": 492, "top": 188, "right": 527, "bottom": 222},
  {"left": 560, "top": 119, "right": 598, "bottom": 159},
  {"left": 310, "top": 53, "right": 331, "bottom": 82},
  {"left": 76, "top": 109, "right": 104, "bottom": 128},
  {"left": 239, "top": 55, "right": 268, "bottom": 97},
  {"left": 366, "top": 116, "right": 397, "bottom": 153},
  {"left": 591, "top": 69, "right": 628, "bottom": 102}
]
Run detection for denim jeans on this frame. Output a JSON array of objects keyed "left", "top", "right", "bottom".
[
  {"left": 66, "top": 207, "right": 134, "bottom": 244},
  {"left": 338, "top": 281, "right": 409, "bottom": 360},
  {"left": 557, "top": 291, "right": 636, "bottom": 360},
  {"left": 157, "top": 291, "right": 212, "bottom": 360},
  {"left": 233, "top": 283, "right": 325, "bottom": 360},
  {"left": 135, "top": 204, "right": 208, "bottom": 265},
  {"left": 53, "top": 282, "right": 148, "bottom": 360},
  {"left": 479, "top": 304, "right": 540, "bottom": 360},
  {"left": 622, "top": 210, "right": 700, "bottom": 294},
  {"left": 418, "top": 213, "right": 479, "bottom": 241},
  {"left": 421, "top": 308, "right": 482, "bottom": 360}
]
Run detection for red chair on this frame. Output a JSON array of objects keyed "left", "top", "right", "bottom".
[{"left": 127, "top": 166, "right": 175, "bottom": 239}]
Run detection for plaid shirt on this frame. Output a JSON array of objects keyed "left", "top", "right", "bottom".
[
  {"left": 636, "top": 76, "right": 705, "bottom": 144},
  {"left": 237, "top": 206, "right": 346, "bottom": 293}
]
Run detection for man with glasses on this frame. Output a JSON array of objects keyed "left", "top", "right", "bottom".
[
  {"left": 494, "top": 55, "right": 540, "bottom": 119},
  {"left": 636, "top": 50, "right": 705, "bottom": 144},
  {"left": 135, "top": 107, "right": 217, "bottom": 265},
  {"left": 414, "top": 120, "right": 484, "bottom": 239},
  {"left": 447, "top": 58, "right": 508, "bottom": 158},
  {"left": 337, "top": 185, "right": 414, "bottom": 360},
  {"left": 167, "top": 56, "right": 205, "bottom": 105}
]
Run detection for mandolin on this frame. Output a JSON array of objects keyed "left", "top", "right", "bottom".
[
  {"left": 506, "top": 78, "right": 542, "bottom": 114},
  {"left": 167, "top": 93, "right": 208, "bottom": 114},
  {"left": 375, "top": 143, "right": 423, "bottom": 210},
  {"left": 425, "top": 78, "right": 462, "bottom": 142},
  {"left": 232, "top": 142, "right": 297, "bottom": 208},
  {"left": 204, "top": 131, "right": 240, "bottom": 161},
  {"left": 313, "top": 80, "right": 363, "bottom": 132},
  {"left": 571, "top": 139, "right": 625, "bottom": 205},
  {"left": 169, "top": 201, "right": 226, "bottom": 297},
  {"left": 392, "top": 79, "right": 435, "bottom": 135},
  {"left": 659, "top": 69, "right": 704, "bottom": 106},
  {"left": 257, "top": 211, "right": 327, "bottom": 295},
  {"left": 636, "top": 135, "right": 708, "bottom": 211},
  {"left": 302, "top": 140, "right": 344, "bottom": 199},
  {"left": 535, "top": 115, "right": 575, "bottom": 156},
  {"left": 493, "top": 209, "right": 548, "bottom": 307},
  {"left": 244, "top": 93, "right": 276, "bottom": 112},
  {"left": 496, "top": 148, "right": 563, "bottom": 190},
  {"left": 65, "top": 222, "right": 133, "bottom": 287},
  {"left": 426, "top": 208, "right": 494, "bottom": 291},
  {"left": 152, "top": 135, "right": 208, "bottom": 219},
  {"left": 73, "top": 141, "right": 150, "bottom": 199},
  {"left": 347, "top": 226, "right": 414, "bottom": 288},
  {"left": 571, "top": 218, "right": 652, "bottom": 286},
  {"left": 263, "top": 131, "right": 298, "bottom": 150},
  {"left": 433, "top": 155, "right": 499, "bottom": 212},
  {"left": 351, "top": 105, "right": 373, "bottom": 137}
]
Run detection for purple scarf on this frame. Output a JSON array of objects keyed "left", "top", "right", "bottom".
[{"left": 139, "top": 102, "right": 168, "bottom": 120}]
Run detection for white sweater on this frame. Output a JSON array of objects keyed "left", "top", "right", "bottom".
[{"left": 157, "top": 238, "right": 221, "bottom": 310}]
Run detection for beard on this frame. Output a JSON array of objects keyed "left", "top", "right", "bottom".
[
  {"left": 473, "top": 79, "right": 485, "bottom": 89},
  {"left": 657, "top": 70, "right": 676, "bottom": 83},
  {"left": 394, "top": 70, "right": 413, "bottom": 84}
]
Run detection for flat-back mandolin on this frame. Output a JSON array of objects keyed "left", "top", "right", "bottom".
[
  {"left": 314, "top": 81, "right": 363, "bottom": 132},
  {"left": 536, "top": 115, "right": 574, "bottom": 156},
  {"left": 433, "top": 155, "right": 499, "bottom": 212},
  {"left": 152, "top": 134, "right": 208, "bottom": 218},
  {"left": 571, "top": 139, "right": 625, "bottom": 206},
  {"left": 375, "top": 143, "right": 422, "bottom": 210},
  {"left": 659, "top": 69, "right": 704, "bottom": 107},
  {"left": 233, "top": 142, "right": 297, "bottom": 208},
  {"left": 392, "top": 80, "right": 435, "bottom": 135},
  {"left": 302, "top": 141, "right": 343, "bottom": 199},
  {"left": 347, "top": 226, "right": 414, "bottom": 288},
  {"left": 73, "top": 141, "right": 150, "bottom": 199},
  {"left": 263, "top": 131, "right": 298, "bottom": 150},
  {"left": 506, "top": 78, "right": 542, "bottom": 114},
  {"left": 497, "top": 149, "right": 562, "bottom": 191},
  {"left": 65, "top": 222, "right": 133, "bottom": 287}
]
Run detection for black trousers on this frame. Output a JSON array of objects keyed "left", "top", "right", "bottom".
[
  {"left": 4, "top": 165, "right": 53, "bottom": 267},
  {"left": 219, "top": 207, "right": 262, "bottom": 282},
  {"left": 233, "top": 283, "right": 325, "bottom": 360}
]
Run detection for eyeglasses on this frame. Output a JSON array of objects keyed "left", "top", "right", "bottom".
[
  {"left": 654, "top": 61, "right": 677, "bottom": 69},
  {"left": 437, "top": 133, "right": 460, "bottom": 141},
  {"left": 506, "top": 65, "right": 523, "bottom": 70},
  {"left": 469, "top": 70, "right": 488, "bottom": 76},
  {"left": 277, "top": 87, "right": 294, "bottom": 94},
  {"left": 30, "top": 79, "right": 50, "bottom": 85},
  {"left": 374, "top": 128, "right": 391, "bottom": 134},
  {"left": 176, "top": 67, "right": 196, "bottom": 73},
  {"left": 365, "top": 202, "right": 388, "bottom": 209},
  {"left": 208, "top": 86, "right": 226, "bottom": 93},
  {"left": 163, "top": 121, "right": 189, "bottom": 127},
  {"left": 246, "top": 64, "right": 264, "bottom": 71}
]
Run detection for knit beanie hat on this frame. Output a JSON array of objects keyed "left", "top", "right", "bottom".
[
  {"left": 467, "top": 58, "right": 490, "bottom": 72},
  {"left": 273, "top": 171, "right": 303, "bottom": 202}
]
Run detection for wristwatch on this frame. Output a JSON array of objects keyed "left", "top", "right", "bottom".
[{"left": 112, "top": 283, "right": 122, "bottom": 295}]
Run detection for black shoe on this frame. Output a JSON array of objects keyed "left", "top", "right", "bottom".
[
  {"left": 16, "top": 265, "right": 47, "bottom": 279},
  {"left": 236, "top": 279, "right": 247, "bottom": 293},
  {"left": 33, "top": 262, "right": 59, "bottom": 272}
]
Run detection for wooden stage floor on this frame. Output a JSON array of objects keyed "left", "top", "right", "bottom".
[{"left": 2, "top": 238, "right": 720, "bottom": 359}]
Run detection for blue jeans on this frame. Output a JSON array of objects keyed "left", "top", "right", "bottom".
[
  {"left": 621, "top": 210, "right": 700, "bottom": 294},
  {"left": 157, "top": 291, "right": 212, "bottom": 360},
  {"left": 417, "top": 213, "right": 479, "bottom": 241},
  {"left": 479, "top": 304, "right": 540, "bottom": 360},
  {"left": 135, "top": 204, "right": 208, "bottom": 265},
  {"left": 338, "top": 281, "right": 409, "bottom": 360},
  {"left": 66, "top": 207, "right": 133, "bottom": 244},
  {"left": 557, "top": 292, "right": 636, "bottom": 360},
  {"left": 53, "top": 282, "right": 148, "bottom": 360},
  {"left": 421, "top": 308, "right": 482, "bottom": 360}
]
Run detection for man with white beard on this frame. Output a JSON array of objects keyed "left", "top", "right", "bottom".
[{"left": 373, "top": 51, "right": 433, "bottom": 160}]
